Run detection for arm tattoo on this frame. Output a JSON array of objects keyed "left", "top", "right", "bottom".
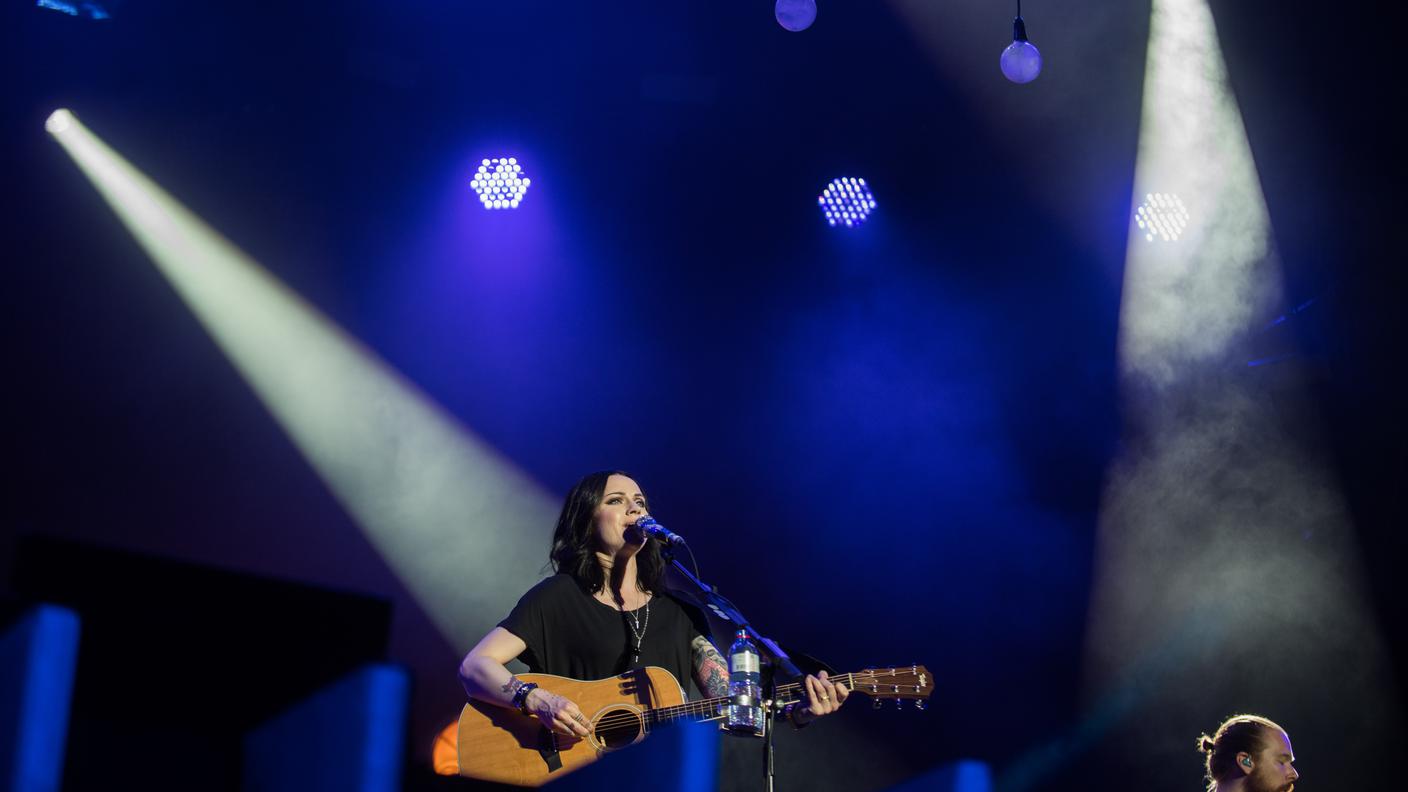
[
  {"left": 691, "top": 635, "right": 731, "bottom": 698},
  {"left": 501, "top": 676, "right": 525, "bottom": 696}
]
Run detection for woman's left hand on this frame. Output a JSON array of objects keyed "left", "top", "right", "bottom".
[{"left": 794, "top": 670, "right": 849, "bottom": 725}]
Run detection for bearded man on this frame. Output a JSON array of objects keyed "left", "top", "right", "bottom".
[{"left": 1197, "top": 714, "right": 1299, "bottom": 792}]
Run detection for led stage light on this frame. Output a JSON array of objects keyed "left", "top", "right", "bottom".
[
  {"left": 470, "top": 157, "right": 530, "bottom": 210},
  {"left": 817, "top": 177, "right": 877, "bottom": 228}
]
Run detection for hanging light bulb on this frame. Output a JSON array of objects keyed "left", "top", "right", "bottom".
[
  {"left": 775, "top": 0, "right": 817, "bottom": 32},
  {"left": 1000, "top": 2, "right": 1042, "bottom": 84}
]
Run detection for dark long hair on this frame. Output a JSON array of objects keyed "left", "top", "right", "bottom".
[
  {"left": 1197, "top": 714, "right": 1283, "bottom": 790},
  {"left": 549, "top": 470, "right": 664, "bottom": 595}
]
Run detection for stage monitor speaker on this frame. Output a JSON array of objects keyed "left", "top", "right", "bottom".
[{"left": 10, "top": 535, "right": 393, "bottom": 790}]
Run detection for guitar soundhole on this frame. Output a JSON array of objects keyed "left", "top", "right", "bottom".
[{"left": 592, "top": 707, "right": 643, "bottom": 751}]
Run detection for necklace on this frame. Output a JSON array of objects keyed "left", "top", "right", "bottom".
[{"left": 623, "top": 597, "right": 650, "bottom": 665}]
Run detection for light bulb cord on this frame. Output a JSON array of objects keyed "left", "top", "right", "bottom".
[{"left": 1012, "top": 15, "right": 1029, "bottom": 42}]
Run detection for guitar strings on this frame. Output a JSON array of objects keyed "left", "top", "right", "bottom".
[{"left": 582, "top": 670, "right": 928, "bottom": 733}]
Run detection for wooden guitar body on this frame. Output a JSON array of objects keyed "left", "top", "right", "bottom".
[
  {"left": 455, "top": 666, "right": 688, "bottom": 787},
  {"left": 448, "top": 663, "right": 933, "bottom": 787}
]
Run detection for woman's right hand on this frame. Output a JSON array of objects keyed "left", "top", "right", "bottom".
[{"left": 526, "top": 688, "right": 593, "bottom": 739}]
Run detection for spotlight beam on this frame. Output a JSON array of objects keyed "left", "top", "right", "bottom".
[
  {"left": 1077, "top": 1, "right": 1398, "bottom": 782},
  {"left": 1116, "top": 0, "right": 1280, "bottom": 386},
  {"left": 45, "top": 109, "right": 557, "bottom": 650}
]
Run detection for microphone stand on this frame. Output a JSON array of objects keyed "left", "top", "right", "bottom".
[{"left": 658, "top": 542, "right": 802, "bottom": 792}]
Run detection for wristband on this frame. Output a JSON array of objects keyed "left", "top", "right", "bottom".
[{"left": 511, "top": 681, "right": 539, "bottom": 714}]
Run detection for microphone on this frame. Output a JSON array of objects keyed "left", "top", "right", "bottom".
[{"left": 633, "top": 516, "right": 686, "bottom": 546}]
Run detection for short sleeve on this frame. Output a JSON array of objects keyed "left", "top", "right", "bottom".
[{"left": 498, "top": 580, "right": 553, "bottom": 670}]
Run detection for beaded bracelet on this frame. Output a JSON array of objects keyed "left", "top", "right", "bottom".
[{"left": 511, "top": 681, "right": 539, "bottom": 715}]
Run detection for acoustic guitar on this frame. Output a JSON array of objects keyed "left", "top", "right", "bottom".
[{"left": 450, "top": 664, "right": 932, "bottom": 786}]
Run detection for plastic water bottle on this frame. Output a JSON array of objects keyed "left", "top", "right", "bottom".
[{"left": 723, "top": 628, "right": 765, "bottom": 736}]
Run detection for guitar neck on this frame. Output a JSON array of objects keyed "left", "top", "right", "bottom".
[
  {"left": 650, "top": 665, "right": 931, "bottom": 726},
  {"left": 648, "top": 672, "right": 863, "bottom": 726}
]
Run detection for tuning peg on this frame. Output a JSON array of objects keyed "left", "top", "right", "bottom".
[
  {"left": 872, "top": 698, "right": 882, "bottom": 710},
  {"left": 894, "top": 699, "right": 904, "bottom": 710},
  {"left": 914, "top": 699, "right": 925, "bottom": 711}
]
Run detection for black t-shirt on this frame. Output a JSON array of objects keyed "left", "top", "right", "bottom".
[{"left": 498, "top": 573, "right": 711, "bottom": 699}]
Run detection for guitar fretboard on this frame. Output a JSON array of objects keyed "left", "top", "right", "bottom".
[{"left": 644, "top": 667, "right": 927, "bottom": 727}]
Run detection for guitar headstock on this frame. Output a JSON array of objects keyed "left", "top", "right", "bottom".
[
  {"left": 848, "top": 665, "right": 933, "bottom": 701},
  {"left": 770, "top": 664, "right": 934, "bottom": 712}
]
